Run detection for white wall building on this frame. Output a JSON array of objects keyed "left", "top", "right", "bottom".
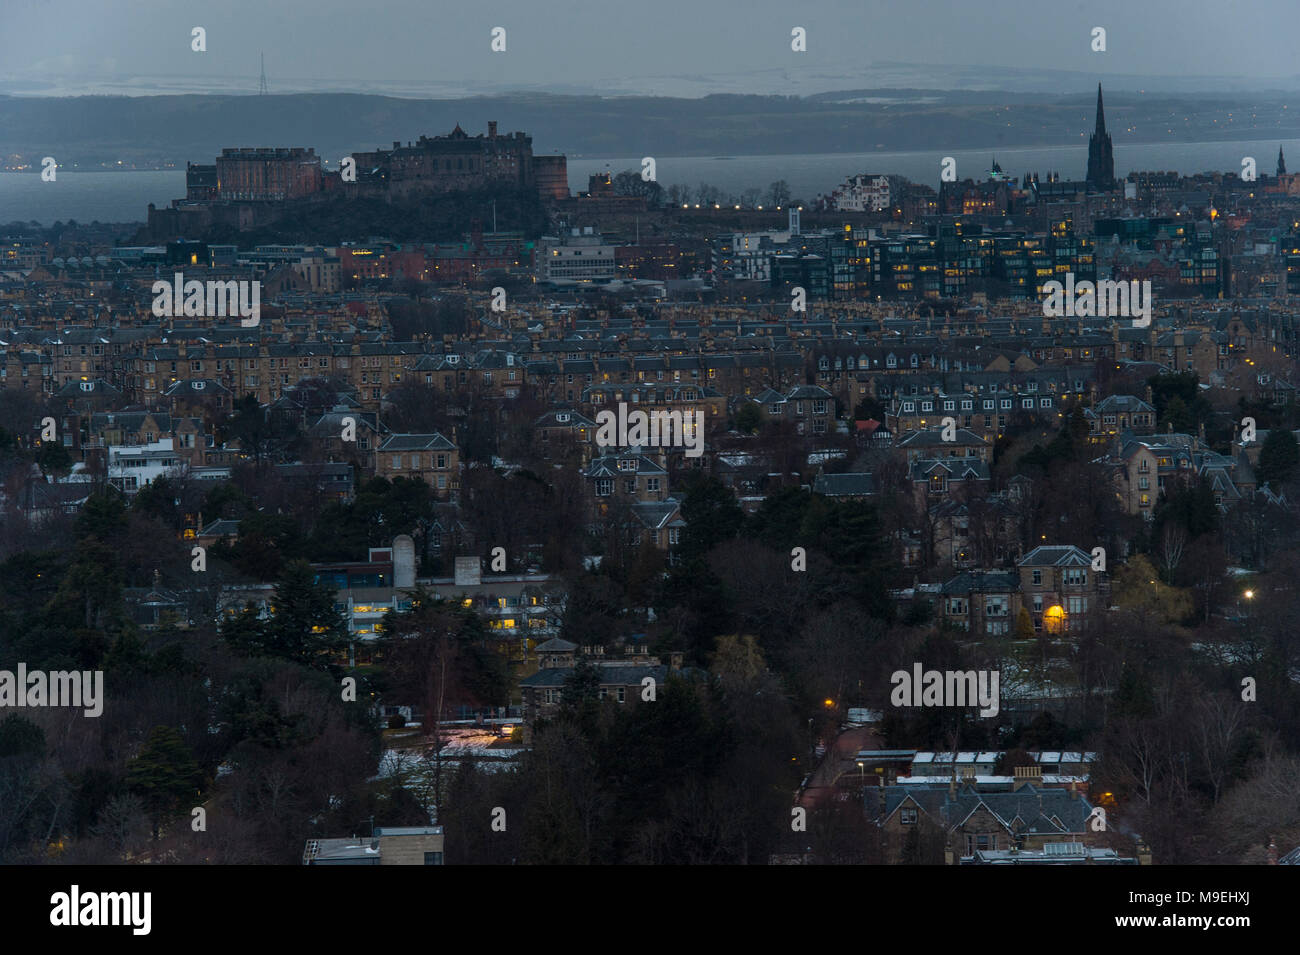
[
  {"left": 831, "top": 174, "right": 891, "bottom": 213},
  {"left": 717, "top": 231, "right": 794, "bottom": 281},
  {"left": 538, "top": 229, "right": 617, "bottom": 282},
  {"left": 108, "top": 438, "right": 183, "bottom": 494}
]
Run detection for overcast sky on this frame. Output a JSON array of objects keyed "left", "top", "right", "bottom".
[{"left": 3, "top": 0, "right": 1299, "bottom": 97}]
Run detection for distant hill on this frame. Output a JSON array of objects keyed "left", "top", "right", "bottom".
[{"left": 2, "top": 89, "right": 1299, "bottom": 169}]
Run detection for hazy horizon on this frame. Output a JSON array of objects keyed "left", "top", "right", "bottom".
[{"left": 5, "top": 0, "right": 1300, "bottom": 99}]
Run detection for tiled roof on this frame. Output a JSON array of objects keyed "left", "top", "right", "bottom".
[
  {"left": 377, "top": 433, "right": 456, "bottom": 452},
  {"left": 1018, "top": 545, "right": 1092, "bottom": 567}
]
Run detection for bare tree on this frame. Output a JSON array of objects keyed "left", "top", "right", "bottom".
[
  {"left": 1160, "top": 524, "right": 1188, "bottom": 584},
  {"left": 1190, "top": 695, "right": 1249, "bottom": 806},
  {"left": 1212, "top": 747, "right": 1300, "bottom": 862},
  {"left": 1107, "top": 715, "right": 1166, "bottom": 808}
]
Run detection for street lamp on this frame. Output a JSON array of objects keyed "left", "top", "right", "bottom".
[{"left": 1234, "top": 588, "right": 1255, "bottom": 622}]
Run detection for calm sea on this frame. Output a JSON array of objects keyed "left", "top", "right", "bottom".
[{"left": 3, "top": 139, "right": 1297, "bottom": 226}]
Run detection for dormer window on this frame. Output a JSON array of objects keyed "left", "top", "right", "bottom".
[
  {"left": 618, "top": 458, "right": 636, "bottom": 471},
  {"left": 556, "top": 412, "right": 570, "bottom": 423}
]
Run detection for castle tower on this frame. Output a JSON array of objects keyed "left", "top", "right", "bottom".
[{"left": 1085, "top": 84, "right": 1115, "bottom": 192}]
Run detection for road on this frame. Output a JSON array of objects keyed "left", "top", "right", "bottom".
[{"left": 797, "top": 724, "right": 885, "bottom": 810}]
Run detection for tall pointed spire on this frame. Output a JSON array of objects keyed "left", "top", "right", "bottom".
[
  {"left": 1278, "top": 145, "right": 1287, "bottom": 177},
  {"left": 1086, "top": 83, "right": 1115, "bottom": 191}
]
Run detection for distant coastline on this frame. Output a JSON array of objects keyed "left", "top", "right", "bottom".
[{"left": 4, "top": 138, "right": 1299, "bottom": 226}]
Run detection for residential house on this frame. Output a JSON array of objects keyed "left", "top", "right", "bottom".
[
  {"left": 1016, "top": 544, "right": 1108, "bottom": 634},
  {"left": 585, "top": 449, "right": 669, "bottom": 510},
  {"left": 532, "top": 408, "right": 596, "bottom": 462},
  {"left": 1084, "top": 394, "right": 1156, "bottom": 442},
  {"left": 756, "top": 384, "right": 835, "bottom": 436},
  {"left": 939, "top": 570, "right": 1020, "bottom": 636},
  {"left": 376, "top": 432, "right": 459, "bottom": 494},
  {"left": 518, "top": 645, "right": 683, "bottom": 727},
  {"left": 874, "top": 781, "right": 1103, "bottom": 863}
]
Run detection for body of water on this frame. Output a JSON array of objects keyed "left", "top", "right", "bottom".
[{"left": 2, "top": 139, "right": 1296, "bottom": 226}]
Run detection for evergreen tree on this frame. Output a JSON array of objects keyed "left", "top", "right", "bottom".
[
  {"left": 228, "top": 560, "right": 348, "bottom": 672},
  {"left": 1258, "top": 428, "right": 1299, "bottom": 488},
  {"left": 735, "top": 402, "right": 762, "bottom": 435},
  {"left": 676, "top": 475, "right": 744, "bottom": 563},
  {"left": 267, "top": 559, "right": 347, "bottom": 669},
  {"left": 126, "top": 726, "right": 202, "bottom": 839}
]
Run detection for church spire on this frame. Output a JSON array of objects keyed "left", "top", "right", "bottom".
[
  {"left": 1279, "top": 145, "right": 1287, "bottom": 177},
  {"left": 1086, "top": 83, "right": 1115, "bottom": 191}
]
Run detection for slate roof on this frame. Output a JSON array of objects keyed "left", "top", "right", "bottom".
[
  {"left": 90, "top": 410, "right": 176, "bottom": 432},
  {"left": 630, "top": 499, "right": 684, "bottom": 530},
  {"left": 377, "top": 433, "right": 456, "bottom": 452},
  {"left": 534, "top": 408, "right": 597, "bottom": 428},
  {"left": 55, "top": 378, "right": 121, "bottom": 398},
  {"left": 898, "top": 428, "right": 989, "bottom": 449},
  {"left": 309, "top": 407, "right": 380, "bottom": 435},
  {"left": 786, "top": 384, "right": 834, "bottom": 401},
  {"left": 812, "top": 472, "right": 875, "bottom": 497},
  {"left": 941, "top": 570, "right": 1019, "bottom": 595},
  {"left": 200, "top": 518, "right": 241, "bottom": 537},
  {"left": 1092, "top": 394, "right": 1155, "bottom": 415},
  {"left": 534, "top": 637, "right": 577, "bottom": 652},
  {"left": 162, "top": 378, "right": 231, "bottom": 397},
  {"left": 585, "top": 451, "right": 667, "bottom": 478},
  {"left": 910, "top": 458, "right": 990, "bottom": 482},
  {"left": 1018, "top": 545, "right": 1092, "bottom": 567},
  {"left": 877, "top": 783, "right": 1094, "bottom": 836}
]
